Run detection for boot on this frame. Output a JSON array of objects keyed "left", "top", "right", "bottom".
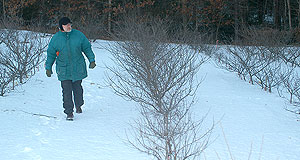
[
  {"left": 66, "top": 113, "right": 74, "bottom": 121},
  {"left": 76, "top": 106, "right": 82, "bottom": 114}
]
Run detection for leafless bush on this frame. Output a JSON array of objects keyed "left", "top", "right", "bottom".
[
  {"left": 0, "top": 67, "right": 15, "bottom": 96},
  {"left": 293, "top": 92, "right": 300, "bottom": 114},
  {"left": 281, "top": 71, "right": 300, "bottom": 104},
  {"left": 0, "top": 17, "right": 25, "bottom": 30},
  {"left": 105, "top": 15, "right": 212, "bottom": 160},
  {"left": 237, "top": 27, "right": 293, "bottom": 47},
  {"left": 285, "top": 84, "right": 300, "bottom": 115},
  {"left": 0, "top": 29, "right": 48, "bottom": 96},
  {"left": 218, "top": 45, "right": 275, "bottom": 84},
  {"left": 215, "top": 27, "right": 295, "bottom": 93},
  {"left": 185, "top": 31, "right": 216, "bottom": 57},
  {"left": 213, "top": 26, "right": 300, "bottom": 116},
  {"left": 214, "top": 46, "right": 247, "bottom": 80},
  {"left": 255, "top": 61, "right": 293, "bottom": 93},
  {"left": 279, "top": 47, "right": 300, "bottom": 67},
  {"left": 231, "top": 27, "right": 300, "bottom": 97},
  {"left": 238, "top": 26, "right": 300, "bottom": 67}
]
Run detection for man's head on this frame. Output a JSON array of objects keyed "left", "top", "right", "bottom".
[{"left": 59, "top": 17, "right": 72, "bottom": 32}]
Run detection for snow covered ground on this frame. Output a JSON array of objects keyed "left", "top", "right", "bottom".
[{"left": 0, "top": 40, "right": 299, "bottom": 160}]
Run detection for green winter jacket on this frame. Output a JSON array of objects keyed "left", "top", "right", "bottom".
[{"left": 45, "top": 29, "right": 95, "bottom": 82}]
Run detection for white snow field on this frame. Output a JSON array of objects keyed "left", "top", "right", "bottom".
[{"left": 0, "top": 40, "right": 299, "bottom": 160}]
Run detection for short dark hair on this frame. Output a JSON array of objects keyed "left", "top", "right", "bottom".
[{"left": 59, "top": 17, "right": 72, "bottom": 31}]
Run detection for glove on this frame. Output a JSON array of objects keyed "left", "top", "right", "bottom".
[
  {"left": 89, "top": 61, "right": 96, "bottom": 69},
  {"left": 46, "top": 70, "right": 52, "bottom": 77}
]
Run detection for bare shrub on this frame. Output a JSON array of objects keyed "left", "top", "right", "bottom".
[
  {"left": 237, "top": 27, "right": 292, "bottom": 47},
  {"left": 0, "top": 29, "right": 48, "bottom": 96},
  {"left": 280, "top": 47, "right": 300, "bottom": 67},
  {"left": 105, "top": 15, "right": 212, "bottom": 160},
  {"left": 185, "top": 31, "right": 216, "bottom": 57},
  {"left": 286, "top": 83, "right": 300, "bottom": 115},
  {"left": 214, "top": 46, "right": 247, "bottom": 80},
  {"left": 234, "top": 27, "right": 300, "bottom": 97},
  {"left": 214, "top": 26, "right": 300, "bottom": 115},
  {"left": 238, "top": 27, "right": 300, "bottom": 73},
  {"left": 216, "top": 27, "right": 295, "bottom": 93},
  {"left": 293, "top": 92, "right": 300, "bottom": 114},
  {"left": 220, "top": 45, "right": 275, "bottom": 84},
  {"left": 0, "top": 30, "right": 12, "bottom": 95},
  {"left": 0, "top": 67, "right": 15, "bottom": 96},
  {"left": 281, "top": 71, "right": 300, "bottom": 104},
  {"left": 255, "top": 61, "right": 293, "bottom": 93}
]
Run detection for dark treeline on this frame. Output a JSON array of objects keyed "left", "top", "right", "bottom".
[{"left": 1, "top": 0, "right": 300, "bottom": 43}]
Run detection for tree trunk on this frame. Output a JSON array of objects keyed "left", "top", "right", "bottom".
[
  {"left": 182, "top": 0, "right": 187, "bottom": 33},
  {"left": 87, "top": 0, "right": 91, "bottom": 18},
  {"left": 298, "top": 0, "right": 300, "bottom": 27},
  {"left": 234, "top": 0, "right": 240, "bottom": 43},
  {"left": 287, "top": 0, "right": 292, "bottom": 29},
  {"left": 273, "top": 0, "right": 279, "bottom": 29},
  {"left": 283, "top": 0, "right": 287, "bottom": 30},
  {"left": 108, "top": 0, "right": 112, "bottom": 33},
  {"left": 215, "top": 20, "right": 221, "bottom": 41},
  {"left": 2, "top": 0, "right": 5, "bottom": 19},
  {"left": 258, "top": 0, "right": 265, "bottom": 25}
]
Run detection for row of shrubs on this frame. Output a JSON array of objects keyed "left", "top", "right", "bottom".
[{"left": 207, "top": 27, "right": 300, "bottom": 115}]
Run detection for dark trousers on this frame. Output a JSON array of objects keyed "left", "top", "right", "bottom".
[{"left": 61, "top": 80, "right": 84, "bottom": 114}]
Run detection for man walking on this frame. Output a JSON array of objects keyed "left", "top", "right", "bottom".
[{"left": 45, "top": 17, "right": 96, "bottom": 121}]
